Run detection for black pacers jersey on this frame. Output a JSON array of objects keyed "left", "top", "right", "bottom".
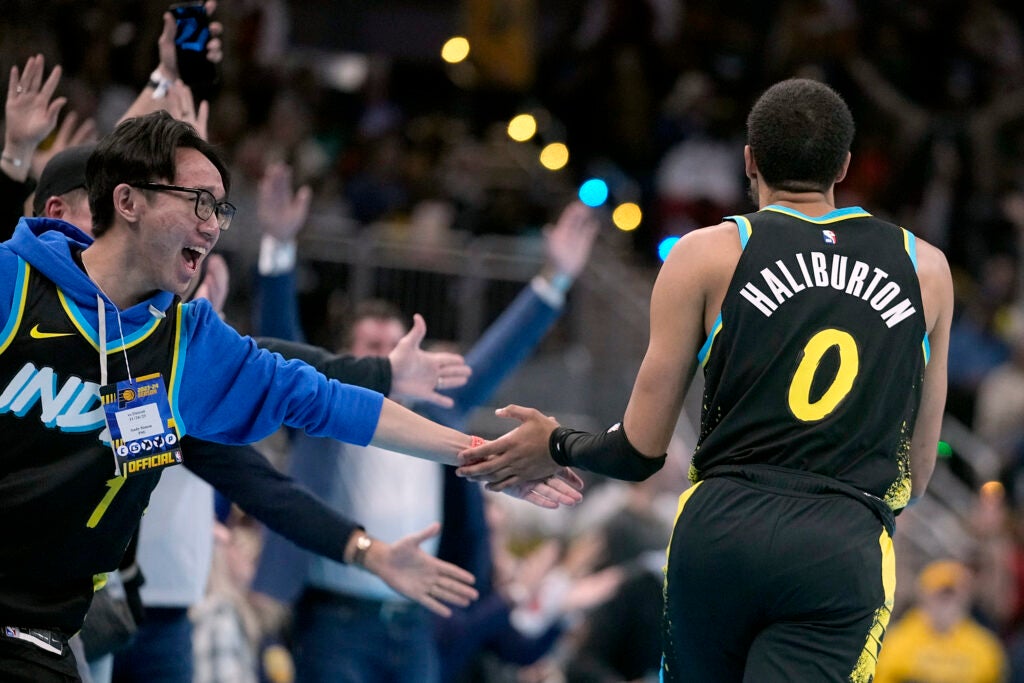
[
  {"left": 691, "top": 206, "right": 928, "bottom": 510},
  {"left": 0, "top": 258, "right": 184, "bottom": 633}
]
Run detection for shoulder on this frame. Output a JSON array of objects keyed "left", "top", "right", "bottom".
[
  {"left": 659, "top": 221, "right": 743, "bottom": 292},
  {"left": 909, "top": 234, "right": 954, "bottom": 331}
]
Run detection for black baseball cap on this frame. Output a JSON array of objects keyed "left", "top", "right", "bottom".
[{"left": 33, "top": 143, "right": 95, "bottom": 216}]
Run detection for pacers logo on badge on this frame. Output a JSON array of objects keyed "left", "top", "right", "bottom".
[{"left": 118, "top": 388, "right": 136, "bottom": 408}]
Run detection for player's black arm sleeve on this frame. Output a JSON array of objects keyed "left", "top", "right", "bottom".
[
  {"left": 254, "top": 336, "right": 392, "bottom": 394},
  {"left": 549, "top": 423, "right": 666, "bottom": 481},
  {"left": 183, "top": 437, "right": 361, "bottom": 563}
]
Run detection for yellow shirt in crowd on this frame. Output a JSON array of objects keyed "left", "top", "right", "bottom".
[{"left": 874, "top": 608, "right": 1007, "bottom": 683}]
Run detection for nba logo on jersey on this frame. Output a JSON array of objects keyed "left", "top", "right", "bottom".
[{"left": 822, "top": 229, "right": 837, "bottom": 244}]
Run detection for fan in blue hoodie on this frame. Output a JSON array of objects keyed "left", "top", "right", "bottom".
[{"left": 0, "top": 111, "right": 583, "bottom": 683}]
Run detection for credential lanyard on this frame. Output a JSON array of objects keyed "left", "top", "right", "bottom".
[{"left": 97, "top": 295, "right": 133, "bottom": 475}]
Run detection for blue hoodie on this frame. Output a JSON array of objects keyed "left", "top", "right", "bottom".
[
  {"left": 0, "top": 217, "right": 384, "bottom": 444},
  {"left": 0, "top": 217, "right": 384, "bottom": 637}
]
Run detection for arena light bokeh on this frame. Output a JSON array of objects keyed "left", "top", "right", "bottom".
[
  {"left": 612, "top": 202, "right": 642, "bottom": 231},
  {"left": 441, "top": 36, "right": 471, "bottom": 63},
  {"left": 539, "top": 143, "right": 569, "bottom": 170}
]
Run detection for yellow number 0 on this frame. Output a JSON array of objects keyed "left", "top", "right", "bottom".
[
  {"left": 787, "top": 329, "right": 859, "bottom": 422},
  {"left": 87, "top": 476, "right": 127, "bottom": 528}
]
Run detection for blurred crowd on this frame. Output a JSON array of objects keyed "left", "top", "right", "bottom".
[{"left": 9, "top": 0, "right": 1024, "bottom": 681}]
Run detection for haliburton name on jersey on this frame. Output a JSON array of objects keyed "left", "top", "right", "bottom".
[{"left": 739, "top": 251, "right": 916, "bottom": 328}]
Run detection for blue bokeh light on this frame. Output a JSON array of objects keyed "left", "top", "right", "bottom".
[
  {"left": 578, "top": 179, "right": 609, "bottom": 207},
  {"left": 658, "top": 236, "right": 680, "bottom": 262}
]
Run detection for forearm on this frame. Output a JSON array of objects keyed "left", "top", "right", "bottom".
[
  {"left": 550, "top": 422, "right": 666, "bottom": 481},
  {"left": 255, "top": 336, "right": 392, "bottom": 394},
  {"left": 371, "top": 399, "right": 474, "bottom": 465},
  {"left": 422, "top": 282, "right": 560, "bottom": 426},
  {"left": 183, "top": 439, "right": 359, "bottom": 563}
]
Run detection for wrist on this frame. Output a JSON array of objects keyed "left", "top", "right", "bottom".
[
  {"left": 345, "top": 530, "right": 374, "bottom": 567},
  {"left": 0, "top": 147, "right": 32, "bottom": 182},
  {"left": 148, "top": 68, "right": 175, "bottom": 99},
  {"left": 258, "top": 234, "right": 298, "bottom": 275}
]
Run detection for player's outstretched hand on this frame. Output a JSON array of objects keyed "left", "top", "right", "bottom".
[
  {"left": 456, "top": 404, "right": 562, "bottom": 487},
  {"left": 497, "top": 469, "right": 584, "bottom": 508},
  {"left": 362, "top": 522, "right": 478, "bottom": 618}
]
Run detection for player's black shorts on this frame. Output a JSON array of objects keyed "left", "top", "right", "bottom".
[{"left": 661, "top": 465, "right": 895, "bottom": 683}]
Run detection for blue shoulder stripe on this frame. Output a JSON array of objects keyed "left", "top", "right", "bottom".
[
  {"left": 902, "top": 228, "right": 918, "bottom": 272},
  {"left": 0, "top": 259, "right": 29, "bottom": 355},
  {"left": 698, "top": 313, "right": 723, "bottom": 367},
  {"left": 726, "top": 216, "right": 752, "bottom": 249}
]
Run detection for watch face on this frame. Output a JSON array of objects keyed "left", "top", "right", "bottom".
[{"left": 357, "top": 534, "right": 372, "bottom": 550}]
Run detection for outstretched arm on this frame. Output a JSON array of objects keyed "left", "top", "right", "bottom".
[
  {"left": 455, "top": 225, "right": 722, "bottom": 488},
  {"left": 185, "top": 438, "right": 478, "bottom": 616}
]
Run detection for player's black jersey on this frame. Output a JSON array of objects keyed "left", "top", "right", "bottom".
[
  {"left": 0, "top": 258, "right": 184, "bottom": 633},
  {"left": 691, "top": 206, "right": 927, "bottom": 510}
]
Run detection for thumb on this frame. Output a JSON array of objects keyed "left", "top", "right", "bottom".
[
  {"left": 494, "top": 404, "right": 535, "bottom": 423},
  {"left": 402, "top": 313, "right": 427, "bottom": 349},
  {"left": 408, "top": 521, "right": 442, "bottom": 546}
]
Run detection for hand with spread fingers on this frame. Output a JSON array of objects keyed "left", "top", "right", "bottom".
[
  {"left": 4, "top": 54, "right": 66, "bottom": 182},
  {"left": 456, "top": 404, "right": 562, "bottom": 490},
  {"left": 388, "top": 314, "right": 472, "bottom": 408},
  {"left": 30, "top": 109, "right": 97, "bottom": 180},
  {"left": 358, "top": 522, "right": 479, "bottom": 618},
  {"left": 257, "top": 162, "right": 312, "bottom": 242}
]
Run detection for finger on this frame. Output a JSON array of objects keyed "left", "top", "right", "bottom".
[
  {"left": 54, "top": 111, "right": 77, "bottom": 145},
  {"left": 519, "top": 487, "right": 559, "bottom": 509},
  {"left": 493, "top": 404, "right": 539, "bottom": 423},
  {"left": 537, "top": 478, "right": 583, "bottom": 505},
  {"left": 8, "top": 66, "right": 18, "bottom": 97},
  {"left": 456, "top": 439, "right": 506, "bottom": 465},
  {"left": 44, "top": 97, "right": 67, "bottom": 126},
  {"left": 407, "top": 521, "right": 442, "bottom": 546},
  {"left": 209, "top": 21, "right": 224, "bottom": 38},
  {"left": 24, "top": 54, "right": 42, "bottom": 91},
  {"left": 484, "top": 473, "right": 525, "bottom": 492},
  {"left": 557, "top": 467, "right": 585, "bottom": 490},
  {"left": 206, "top": 38, "right": 223, "bottom": 65},
  {"left": 404, "top": 313, "right": 427, "bottom": 347},
  {"left": 420, "top": 595, "right": 452, "bottom": 618},
  {"left": 439, "top": 562, "right": 476, "bottom": 586},
  {"left": 455, "top": 450, "right": 505, "bottom": 472},
  {"left": 196, "top": 100, "right": 210, "bottom": 140},
  {"left": 431, "top": 580, "right": 476, "bottom": 607},
  {"left": 205, "top": 0, "right": 218, "bottom": 17},
  {"left": 424, "top": 392, "right": 455, "bottom": 409},
  {"left": 39, "top": 63, "right": 62, "bottom": 100}
]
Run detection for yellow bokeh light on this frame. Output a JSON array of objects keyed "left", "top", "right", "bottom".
[
  {"left": 980, "top": 480, "right": 1005, "bottom": 499},
  {"left": 507, "top": 114, "right": 537, "bottom": 142},
  {"left": 441, "top": 37, "right": 471, "bottom": 64},
  {"left": 613, "top": 202, "right": 643, "bottom": 231},
  {"left": 539, "top": 142, "right": 569, "bottom": 170}
]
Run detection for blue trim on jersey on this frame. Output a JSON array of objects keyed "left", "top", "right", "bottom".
[
  {"left": 762, "top": 205, "right": 871, "bottom": 223},
  {"left": 902, "top": 228, "right": 919, "bottom": 272},
  {"left": 0, "top": 259, "right": 29, "bottom": 355},
  {"left": 58, "top": 290, "right": 164, "bottom": 353},
  {"left": 698, "top": 313, "right": 723, "bottom": 367},
  {"left": 726, "top": 216, "right": 753, "bottom": 248},
  {"left": 922, "top": 333, "right": 930, "bottom": 365},
  {"left": 169, "top": 302, "right": 187, "bottom": 436}
]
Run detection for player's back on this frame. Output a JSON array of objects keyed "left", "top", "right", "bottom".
[{"left": 691, "top": 205, "right": 928, "bottom": 510}]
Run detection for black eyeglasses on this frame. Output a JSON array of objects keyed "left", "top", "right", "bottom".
[{"left": 130, "top": 182, "right": 236, "bottom": 230}]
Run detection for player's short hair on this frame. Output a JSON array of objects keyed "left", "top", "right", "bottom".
[
  {"left": 87, "top": 110, "right": 230, "bottom": 237},
  {"left": 746, "top": 78, "right": 854, "bottom": 194}
]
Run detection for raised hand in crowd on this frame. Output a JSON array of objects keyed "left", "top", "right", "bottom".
[
  {"left": 258, "top": 162, "right": 312, "bottom": 241},
  {"left": 119, "top": 0, "right": 223, "bottom": 124},
  {"left": 542, "top": 200, "right": 600, "bottom": 282},
  {"left": 388, "top": 313, "right": 473, "bottom": 408},
  {"left": 29, "top": 110, "right": 97, "bottom": 181},
  {"left": 3, "top": 54, "right": 65, "bottom": 183}
]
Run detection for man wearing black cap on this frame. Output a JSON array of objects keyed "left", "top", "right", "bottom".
[{"left": 32, "top": 144, "right": 94, "bottom": 228}]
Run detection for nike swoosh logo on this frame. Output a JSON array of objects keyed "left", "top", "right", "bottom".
[{"left": 29, "top": 324, "right": 74, "bottom": 339}]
